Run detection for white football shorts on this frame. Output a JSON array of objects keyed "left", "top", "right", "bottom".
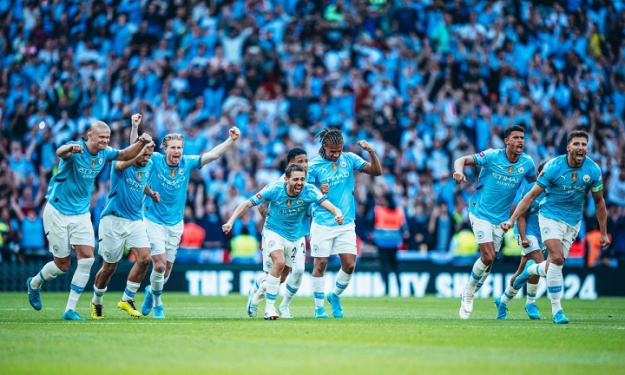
[
  {"left": 43, "top": 203, "right": 94, "bottom": 258},
  {"left": 98, "top": 215, "right": 150, "bottom": 263}
]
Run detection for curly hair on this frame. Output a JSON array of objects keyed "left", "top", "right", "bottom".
[{"left": 317, "top": 127, "right": 343, "bottom": 159}]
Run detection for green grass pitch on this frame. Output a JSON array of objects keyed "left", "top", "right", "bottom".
[{"left": 1, "top": 293, "right": 624, "bottom": 374}]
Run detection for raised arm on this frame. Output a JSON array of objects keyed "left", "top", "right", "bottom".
[
  {"left": 501, "top": 184, "right": 545, "bottom": 231},
  {"left": 357, "top": 140, "right": 382, "bottom": 176},
  {"left": 56, "top": 144, "right": 83, "bottom": 159},
  {"left": 114, "top": 142, "right": 154, "bottom": 171},
  {"left": 130, "top": 113, "right": 140, "bottom": 144},
  {"left": 201, "top": 127, "right": 241, "bottom": 167},
  {"left": 319, "top": 199, "right": 344, "bottom": 225},
  {"left": 453, "top": 155, "right": 475, "bottom": 184},
  {"left": 592, "top": 190, "right": 610, "bottom": 248},
  {"left": 117, "top": 133, "right": 152, "bottom": 161},
  {"left": 222, "top": 199, "right": 253, "bottom": 234}
]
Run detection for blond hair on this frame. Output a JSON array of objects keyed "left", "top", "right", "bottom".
[
  {"left": 88, "top": 121, "right": 110, "bottom": 133},
  {"left": 161, "top": 133, "right": 185, "bottom": 149}
]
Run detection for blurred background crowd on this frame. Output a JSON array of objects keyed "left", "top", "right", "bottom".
[{"left": 0, "top": 0, "right": 624, "bottom": 268}]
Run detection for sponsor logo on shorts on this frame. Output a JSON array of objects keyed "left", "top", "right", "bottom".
[
  {"left": 268, "top": 240, "right": 276, "bottom": 248},
  {"left": 332, "top": 163, "right": 338, "bottom": 171},
  {"left": 477, "top": 231, "right": 484, "bottom": 240},
  {"left": 543, "top": 227, "right": 551, "bottom": 235},
  {"left": 104, "top": 251, "right": 110, "bottom": 259},
  {"left": 53, "top": 245, "right": 59, "bottom": 254},
  {"left": 265, "top": 261, "right": 272, "bottom": 270},
  {"left": 583, "top": 174, "right": 590, "bottom": 182},
  {"left": 571, "top": 172, "right": 578, "bottom": 182},
  {"left": 313, "top": 245, "right": 319, "bottom": 253}
]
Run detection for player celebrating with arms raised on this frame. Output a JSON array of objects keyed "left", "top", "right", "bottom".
[
  {"left": 501, "top": 130, "right": 609, "bottom": 324},
  {"left": 453, "top": 125, "right": 536, "bottom": 320},
  {"left": 26, "top": 116, "right": 153, "bottom": 320},
  {"left": 133, "top": 125, "right": 240, "bottom": 318},
  {"left": 224, "top": 163, "right": 344, "bottom": 320},
  {"left": 307, "top": 127, "right": 382, "bottom": 319}
]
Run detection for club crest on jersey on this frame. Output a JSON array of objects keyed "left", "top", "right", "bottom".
[
  {"left": 170, "top": 169, "right": 176, "bottom": 178},
  {"left": 332, "top": 163, "right": 338, "bottom": 171},
  {"left": 507, "top": 166, "right": 514, "bottom": 174},
  {"left": 571, "top": 172, "right": 578, "bottom": 182},
  {"left": 340, "top": 161, "right": 347, "bottom": 168},
  {"left": 99, "top": 157, "right": 103, "bottom": 165},
  {"left": 91, "top": 159, "right": 96, "bottom": 167},
  {"left": 137, "top": 171, "right": 143, "bottom": 180},
  {"left": 179, "top": 168, "right": 184, "bottom": 175},
  {"left": 297, "top": 199, "right": 303, "bottom": 204},
  {"left": 518, "top": 167, "right": 524, "bottom": 174},
  {"left": 583, "top": 174, "right": 590, "bottom": 182},
  {"left": 286, "top": 199, "right": 292, "bottom": 207}
]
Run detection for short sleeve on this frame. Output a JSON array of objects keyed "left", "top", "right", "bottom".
[
  {"left": 249, "top": 184, "right": 273, "bottom": 206},
  {"left": 472, "top": 149, "right": 497, "bottom": 166},
  {"left": 184, "top": 155, "right": 202, "bottom": 172},
  {"left": 591, "top": 166, "right": 603, "bottom": 193},
  {"left": 105, "top": 146, "right": 120, "bottom": 161},
  {"left": 348, "top": 152, "right": 368, "bottom": 172},
  {"left": 536, "top": 160, "right": 556, "bottom": 188},
  {"left": 307, "top": 184, "right": 327, "bottom": 205}
]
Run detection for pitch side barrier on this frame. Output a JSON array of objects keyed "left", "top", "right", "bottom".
[{"left": 2, "top": 262, "right": 624, "bottom": 298}]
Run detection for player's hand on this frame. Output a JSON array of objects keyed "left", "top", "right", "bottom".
[
  {"left": 222, "top": 223, "right": 233, "bottom": 234},
  {"left": 131, "top": 113, "right": 142, "bottom": 127},
  {"left": 335, "top": 213, "right": 344, "bottom": 225},
  {"left": 68, "top": 144, "right": 83, "bottom": 153},
  {"left": 357, "top": 140, "right": 374, "bottom": 152},
  {"left": 229, "top": 126, "right": 241, "bottom": 141},
  {"left": 521, "top": 238, "right": 531, "bottom": 248},
  {"left": 500, "top": 221, "right": 513, "bottom": 232},
  {"left": 453, "top": 171, "right": 466, "bottom": 184},
  {"left": 600, "top": 233, "right": 611, "bottom": 248},
  {"left": 137, "top": 132, "right": 152, "bottom": 144},
  {"left": 320, "top": 184, "right": 329, "bottom": 194},
  {"left": 150, "top": 191, "right": 160, "bottom": 203}
]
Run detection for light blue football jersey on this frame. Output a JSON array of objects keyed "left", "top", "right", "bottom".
[
  {"left": 307, "top": 152, "right": 368, "bottom": 226},
  {"left": 468, "top": 148, "right": 536, "bottom": 225},
  {"left": 144, "top": 152, "right": 201, "bottom": 226},
  {"left": 101, "top": 159, "right": 154, "bottom": 221},
  {"left": 250, "top": 181, "right": 327, "bottom": 241},
  {"left": 514, "top": 183, "right": 546, "bottom": 248},
  {"left": 46, "top": 139, "right": 119, "bottom": 215},
  {"left": 275, "top": 174, "right": 312, "bottom": 231},
  {"left": 537, "top": 155, "right": 602, "bottom": 226}
]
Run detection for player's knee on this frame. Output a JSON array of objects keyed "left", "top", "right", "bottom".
[
  {"left": 550, "top": 254, "right": 565, "bottom": 266},
  {"left": 136, "top": 254, "right": 151, "bottom": 267},
  {"left": 153, "top": 263, "right": 166, "bottom": 274},
  {"left": 342, "top": 264, "right": 355, "bottom": 274},
  {"left": 55, "top": 258, "right": 71, "bottom": 272},
  {"left": 102, "top": 262, "right": 117, "bottom": 274},
  {"left": 480, "top": 253, "right": 495, "bottom": 265},
  {"left": 313, "top": 261, "right": 327, "bottom": 274},
  {"left": 273, "top": 259, "right": 286, "bottom": 271}
]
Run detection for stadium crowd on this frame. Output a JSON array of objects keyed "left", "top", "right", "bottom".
[{"left": 0, "top": 0, "right": 624, "bottom": 266}]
